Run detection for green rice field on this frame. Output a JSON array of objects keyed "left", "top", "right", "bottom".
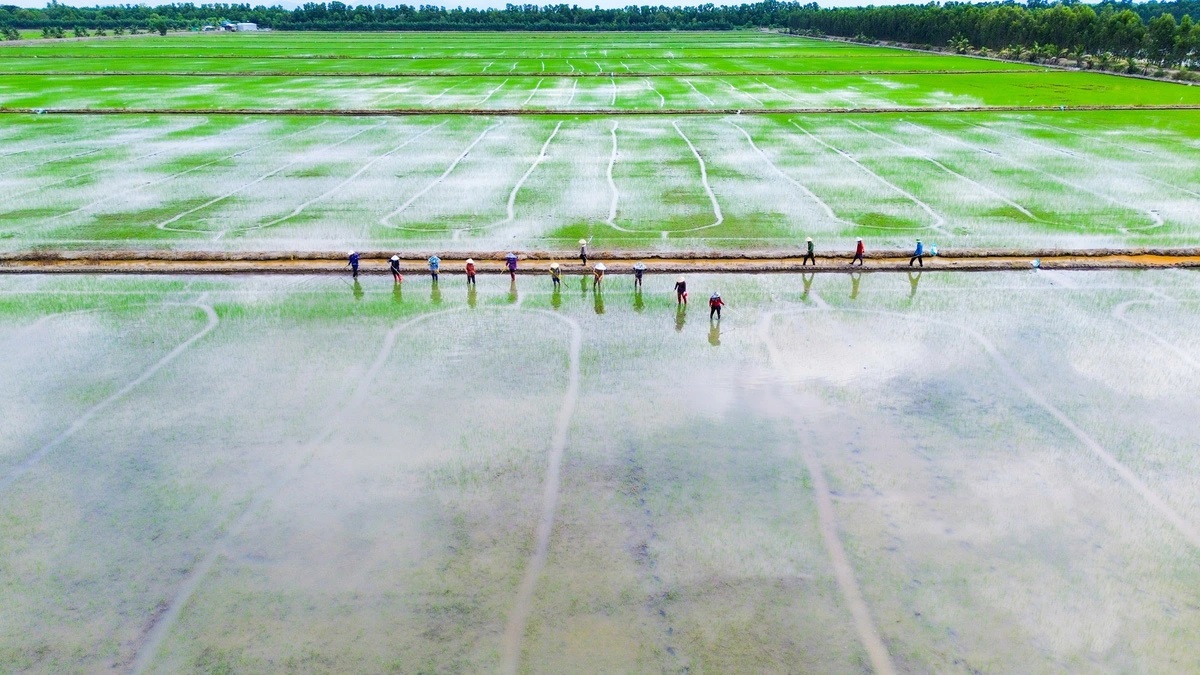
[
  {"left": 2, "top": 32, "right": 1199, "bottom": 252},
  {"left": 3, "top": 270, "right": 1200, "bottom": 672},
  {"left": 4, "top": 31, "right": 1200, "bottom": 673}
]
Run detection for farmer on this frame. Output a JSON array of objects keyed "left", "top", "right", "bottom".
[
  {"left": 849, "top": 237, "right": 865, "bottom": 266},
  {"left": 709, "top": 291, "right": 725, "bottom": 320},
  {"left": 465, "top": 258, "right": 476, "bottom": 286},
  {"left": 674, "top": 276, "right": 688, "bottom": 305},
  {"left": 909, "top": 239, "right": 924, "bottom": 267},
  {"left": 633, "top": 261, "right": 646, "bottom": 289},
  {"left": 505, "top": 252, "right": 518, "bottom": 281},
  {"left": 428, "top": 254, "right": 440, "bottom": 281},
  {"left": 347, "top": 251, "right": 360, "bottom": 279},
  {"left": 550, "top": 262, "right": 562, "bottom": 288},
  {"left": 579, "top": 239, "right": 589, "bottom": 265},
  {"left": 802, "top": 237, "right": 816, "bottom": 266},
  {"left": 389, "top": 255, "right": 403, "bottom": 283},
  {"left": 593, "top": 263, "right": 606, "bottom": 290}
]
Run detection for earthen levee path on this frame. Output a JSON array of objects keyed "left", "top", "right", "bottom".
[{"left": 3, "top": 248, "right": 1200, "bottom": 275}]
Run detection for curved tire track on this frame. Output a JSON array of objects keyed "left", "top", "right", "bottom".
[{"left": 0, "top": 301, "right": 219, "bottom": 498}]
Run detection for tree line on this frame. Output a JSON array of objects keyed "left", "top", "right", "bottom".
[
  {"left": 0, "top": 0, "right": 1197, "bottom": 73},
  {"left": 788, "top": 1, "right": 1200, "bottom": 69}
]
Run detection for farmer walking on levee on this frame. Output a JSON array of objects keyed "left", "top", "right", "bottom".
[
  {"left": 909, "top": 239, "right": 924, "bottom": 267},
  {"left": 347, "top": 251, "right": 360, "bottom": 279},
  {"left": 803, "top": 237, "right": 816, "bottom": 266},
  {"left": 849, "top": 238, "right": 865, "bottom": 266}
]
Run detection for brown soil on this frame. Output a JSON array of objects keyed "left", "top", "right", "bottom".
[{"left": 3, "top": 248, "right": 1199, "bottom": 275}]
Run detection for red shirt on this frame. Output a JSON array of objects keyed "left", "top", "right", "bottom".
[
  {"left": 466, "top": 262, "right": 475, "bottom": 274},
  {"left": 856, "top": 241, "right": 865, "bottom": 254}
]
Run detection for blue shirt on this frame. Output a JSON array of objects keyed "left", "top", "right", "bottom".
[
  {"left": 915, "top": 242, "right": 924, "bottom": 256},
  {"left": 428, "top": 256, "right": 440, "bottom": 270}
]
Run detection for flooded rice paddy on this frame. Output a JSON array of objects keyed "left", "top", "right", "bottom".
[{"left": 2, "top": 270, "right": 1200, "bottom": 672}]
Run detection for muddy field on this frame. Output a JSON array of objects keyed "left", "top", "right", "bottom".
[{"left": 2, "top": 270, "right": 1199, "bottom": 673}]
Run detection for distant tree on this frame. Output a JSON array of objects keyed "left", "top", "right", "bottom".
[
  {"left": 73, "top": 26, "right": 88, "bottom": 38},
  {"left": 94, "top": 27, "right": 106, "bottom": 36},
  {"left": 1148, "top": 12, "right": 1179, "bottom": 64},
  {"left": 1071, "top": 45, "right": 1088, "bottom": 67},
  {"left": 113, "top": 25, "right": 125, "bottom": 35},
  {"left": 149, "top": 15, "right": 167, "bottom": 36},
  {"left": 2, "top": 26, "right": 19, "bottom": 41}
]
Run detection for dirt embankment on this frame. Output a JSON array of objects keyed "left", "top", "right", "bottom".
[
  {"left": 5, "top": 104, "right": 1200, "bottom": 116},
  {"left": 3, "top": 248, "right": 1199, "bottom": 275}
]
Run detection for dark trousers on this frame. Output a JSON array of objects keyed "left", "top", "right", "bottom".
[
  {"left": 710, "top": 306, "right": 721, "bottom": 320},
  {"left": 909, "top": 255, "right": 923, "bottom": 267},
  {"left": 552, "top": 277, "right": 560, "bottom": 288},
  {"left": 467, "top": 273, "right": 475, "bottom": 285},
  {"left": 392, "top": 270, "right": 401, "bottom": 282},
  {"left": 634, "top": 274, "right": 643, "bottom": 288},
  {"left": 351, "top": 265, "right": 359, "bottom": 278},
  {"left": 580, "top": 253, "right": 587, "bottom": 265},
  {"left": 802, "top": 253, "right": 815, "bottom": 265},
  {"left": 849, "top": 254, "right": 863, "bottom": 266},
  {"left": 431, "top": 270, "right": 439, "bottom": 281}
]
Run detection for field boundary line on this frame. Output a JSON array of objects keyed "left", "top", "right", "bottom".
[
  {"left": 910, "top": 120, "right": 1163, "bottom": 233},
  {"left": 672, "top": 120, "right": 724, "bottom": 232},
  {"left": 1113, "top": 300, "right": 1200, "bottom": 373},
  {"left": 603, "top": 120, "right": 629, "bottom": 232},
  {"left": 127, "top": 308, "right": 465, "bottom": 673},
  {"left": 380, "top": 120, "right": 504, "bottom": 229},
  {"left": 790, "top": 119, "right": 949, "bottom": 235},
  {"left": 760, "top": 309, "right": 896, "bottom": 675},
  {"left": 727, "top": 119, "right": 850, "bottom": 228},
  {"left": 493, "top": 121, "right": 562, "bottom": 229},
  {"left": 208, "top": 123, "right": 381, "bottom": 239},
  {"left": 241, "top": 120, "right": 448, "bottom": 234},
  {"left": 7, "top": 105, "right": 1200, "bottom": 116},
  {"left": 500, "top": 309, "right": 583, "bottom": 675},
  {"left": 0, "top": 301, "right": 218, "bottom": 499},
  {"left": 151, "top": 120, "right": 333, "bottom": 234},
  {"left": 843, "top": 118, "right": 1046, "bottom": 225},
  {"left": 803, "top": 304, "right": 1200, "bottom": 549},
  {"left": 683, "top": 78, "right": 715, "bottom": 107},
  {"left": 971, "top": 119, "right": 1200, "bottom": 201},
  {"left": 45, "top": 120, "right": 281, "bottom": 222}
]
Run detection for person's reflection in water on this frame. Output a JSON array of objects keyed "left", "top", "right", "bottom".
[
  {"left": 467, "top": 283, "right": 477, "bottom": 309},
  {"left": 708, "top": 320, "right": 721, "bottom": 347},
  {"left": 551, "top": 283, "right": 562, "bottom": 310},
  {"left": 594, "top": 288, "right": 605, "bottom": 315},
  {"left": 802, "top": 272, "right": 814, "bottom": 302},
  {"left": 392, "top": 280, "right": 403, "bottom": 305},
  {"left": 430, "top": 280, "right": 442, "bottom": 306},
  {"left": 907, "top": 270, "right": 922, "bottom": 299},
  {"left": 633, "top": 288, "right": 645, "bottom": 313},
  {"left": 352, "top": 279, "right": 364, "bottom": 302},
  {"left": 579, "top": 274, "right": 588, "bottom": 299},
  {"left": 675, "top": 304, "right": 687, "bottom": 333},
  {"left": 508, "top": 279, "right": 518, "bottom": 305},
  {"left": 849, "top": 272, "right": 862, "bottom": 301}
]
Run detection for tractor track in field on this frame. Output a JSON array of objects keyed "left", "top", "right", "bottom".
[
  {"left": 6, "top": 249, "right": 1200, "bottom": 275},
  {"left": 6, "top": 104, "right": 1200, "bottom": 116}
]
